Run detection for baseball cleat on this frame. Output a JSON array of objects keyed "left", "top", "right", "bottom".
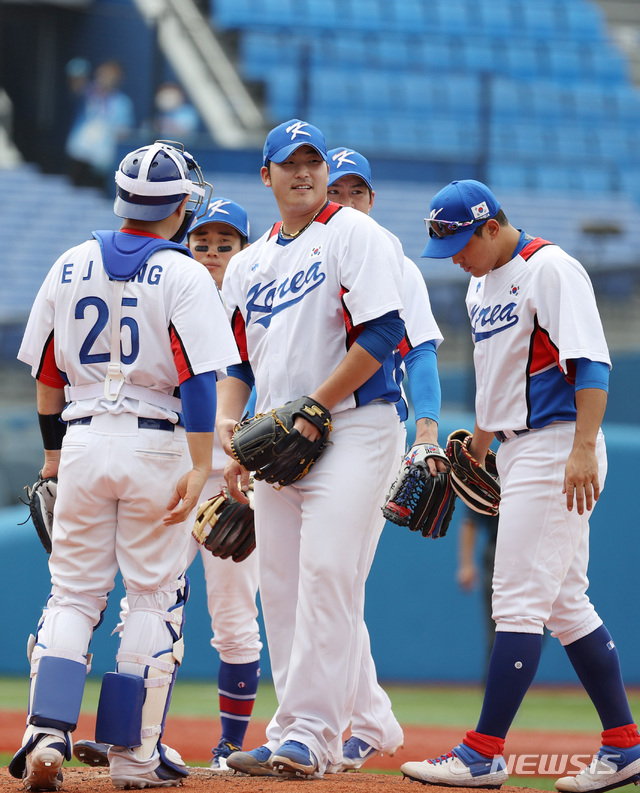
[
  {"left": 340, "top": 737, "right": 380, "bottom": 771},
  {"left": 209, "top": 739, "right": 241, "bottom": 773},
  {"left": 111, "top": 763, "right": 185, "bottom": 789},
  {"left": 24, "top": 735, "right": 66, "bottom": 792},
  {"left": 271, "top": 740, "right": 319, "bottom": 777},
  {"left": 226, "top": 745, "right": 275, "bottom": 776},
  {"left": 401, "top": 743, "right": 508, "bottom": 788},
  {"left": 555, "top": 744, "right": 640, "bottom": 793},
  {"left": 73, "top": 739, "right": 111, "bottom": 767}
]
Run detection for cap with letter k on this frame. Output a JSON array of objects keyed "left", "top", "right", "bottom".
[{"left": 263, "top": 119, "right": 328, "bottom": 166}]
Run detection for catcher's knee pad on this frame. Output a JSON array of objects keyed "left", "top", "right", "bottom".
[
  {"left": 28, "top": 652, "right": 88, "bottom": 733},
  {"left": 98, "top": 576, "right": 189, "bottom": 761}
]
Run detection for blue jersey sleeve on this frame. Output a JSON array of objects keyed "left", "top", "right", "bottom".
[
  {"left": 574, "top": 358, "right": 609, "bottom": 393},
  {"left": 180, "top": 370, "right": 217, "bottom": 432},
  {"left": 356, "top": 311, "right": 405, "bottom": 364},
  {"left": 227, "top": 360, "right": 255, "bottom": 390},
  {"left": 404, "top": 340, "right": 441, "bottom": 422}
]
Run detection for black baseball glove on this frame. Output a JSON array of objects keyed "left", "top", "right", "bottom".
[
  {"left": 192, "top": 486, "right": 256, "bottom": 563},
  {"left": 445, "top": 429, "right": 501, "bottom": 516},
  {"left": 25, "top": 472, "right": 57, "bottom": 554},
  {"left": 382, "top": 443, "right": 456, "bottom": 539},
  {"left": 230, "top": 396, "right": 333, "bottom": 488}
]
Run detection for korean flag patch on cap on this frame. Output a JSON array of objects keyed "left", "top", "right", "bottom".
[{"left": 471, "top": 201, "right": 489, "bottom": 220}]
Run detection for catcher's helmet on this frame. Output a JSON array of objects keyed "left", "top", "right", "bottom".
[{"left": 114, "top": 140, "right": 210, "bottom": 222}]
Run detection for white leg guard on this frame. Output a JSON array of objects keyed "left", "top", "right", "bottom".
[{"left": 97, "top": 576, "right": 188, "bottom": 774}]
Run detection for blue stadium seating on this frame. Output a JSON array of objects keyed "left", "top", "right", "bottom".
[
  {"left": 213, "top": 0, "right": 640, "bottom": 206},
  {"left": 556, "top": 0, "right": 606, "bottom": 42},
  {"left": 387, "top": 0, "right": 430, "bottom": 34},
  {"left": 513, "top": 0, "right": 560, "bottom": 40}
]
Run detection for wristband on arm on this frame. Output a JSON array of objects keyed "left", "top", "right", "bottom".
[{"left": 38, "top": 413, "right": 67, "bottom": 450}]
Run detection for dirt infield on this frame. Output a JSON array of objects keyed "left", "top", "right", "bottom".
[
  {"left": 0, "top": 765, "right": 557, "bottom": 793},
  {"left": 0, "top": 709, "right": 598, "bottom": 792}
]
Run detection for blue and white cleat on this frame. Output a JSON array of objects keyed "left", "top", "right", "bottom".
[
  {"left": 401, "top": 743, "right": 508, "bottom": 788},
  {"left": 555, "top": 744, "right": 640, "bottom": 793},
  {"left": 226, "top": 745, "right": 275, "bottom": 777},
  {"left": 270, "top": 740, "right": 319, "bottom": 777},
  {"left": 209, "top": 739, "right": 240, "bottom": 773},
  {"left": 340, "top": 737, "right": 380, "bottom": 771}
]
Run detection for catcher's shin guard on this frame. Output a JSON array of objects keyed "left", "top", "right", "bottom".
[
  {"left": 96, "top": 576, "right": 189, "bottom": 773},
  {"left": 9, "top": 649, "right": 88, "bottom": 779}
]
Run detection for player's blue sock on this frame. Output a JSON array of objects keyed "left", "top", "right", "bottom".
[
  {"left": 218, "top": 660, "right": 260, "bottom": 748},
  {"left": 564, "top": 625, "right": 634, "bottom": 730},
  {"left": 475, "top": 632, "right": 543, "bottom": 739}
]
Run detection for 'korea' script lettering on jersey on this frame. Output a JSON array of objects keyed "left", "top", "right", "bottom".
[
  {"left": 469, "top": 300, "right": 519, "bottom": 342},
  {"left": 246, "top": 260, "right": 326, "bottom": 328}
]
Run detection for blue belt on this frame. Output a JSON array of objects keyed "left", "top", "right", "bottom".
[
  {"left": 68, "top": 416, "right": 175, "bottom": 432},
  {"left": 495, "top": 428, "right": 531, "bottom": 443}
]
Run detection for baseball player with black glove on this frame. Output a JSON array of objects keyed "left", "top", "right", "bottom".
[
  {"left": 327, "top": 147, "right": 446, "bottom": 770},
  {"left": 216, "top": 120, "right": 407, "bottom": 779},
  {"left": 401, "top": 179, "right": 640, "bottom": 793},
  {"left": 9, "top": 142, "right": 240, "bottom": 791}
]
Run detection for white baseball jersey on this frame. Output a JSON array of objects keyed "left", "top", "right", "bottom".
[
  {"left": 223, "top": 202, "right": 405, "bottom": 415},
  {"left": 466, "top": 237, "right": 610, "bottom": 433},
  {"left": 19, "top": 236, "right": 240, "bottom": 420},
  {"left": 399, "top": 254, "right": 443, "bottom": 351}
]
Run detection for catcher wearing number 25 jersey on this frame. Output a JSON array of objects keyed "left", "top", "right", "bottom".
[
  {"left": 401, "top": 179, "right": 640, "bottom": 793},
  {"left": 217, "top": 120, "right": 407, "bottom": 779},
  {"left": 11, "top": 142, "right": 240, "bottom": 791}
]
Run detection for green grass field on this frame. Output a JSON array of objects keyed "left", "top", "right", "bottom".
[{"left": 3, "top": 677, "right": 640, "bottom": 789}]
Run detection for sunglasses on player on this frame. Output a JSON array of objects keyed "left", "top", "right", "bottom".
[{"left": 425, "top": 216, "right": 489, "bottom": 239}]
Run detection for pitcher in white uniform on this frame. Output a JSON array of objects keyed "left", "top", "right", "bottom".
[
  {"left": 216, "top": 119, "right": 407, "bottom": 778},
  {"left": 401, "top": 179, "right": 640, "bottom": 793}
]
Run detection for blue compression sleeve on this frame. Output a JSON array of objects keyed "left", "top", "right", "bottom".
[
  {"left": 355, "top": 311, "right": 405, "bottom": 364},
  {"left": 404, "top": 340, "right": 441, "bottom": 422},
  {"left": 227, "top": 361, "right": 255, "bottom": 390},
  {"left": 574, "top": 358, "right": 609, "bottom": 393},
  {"left": 180, "top": 370, "right": 217, "bottom": 432}
]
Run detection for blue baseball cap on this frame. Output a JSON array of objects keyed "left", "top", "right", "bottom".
[
  {"left": 421, "top": 179, "right": 501, "bottom": 259},
  {"left": 327, "top": 147, "right": 374, "bottom": 191},
  {"left": 188, "top": 197, "right": 250, "bottom": 240},
  {"left": 263, "top": 119, "right": 328, "bottom": 166}
]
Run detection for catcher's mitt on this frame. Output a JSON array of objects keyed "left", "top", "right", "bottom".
[
  {"left": 445, "top": 429, "right": 500, "bottom": 516},
  {"left": 230, "top": 396, "right": 332, "bottom": 488},
  {"left": 382, "top": 443, "right": 456, "bottom": 539},
  {"left": 192, "top": 486, "right": 256, "bottom": 563},
  {"left": 25, "top": 472, "right": 57, "bottom": 554}
]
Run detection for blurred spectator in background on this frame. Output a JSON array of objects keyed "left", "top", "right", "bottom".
[
  {"left": 65, "top": 59, "right": 135, "bottom": 192},
  {"left": 150, "top": 82, "right": 199, "bottom": 144}
]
